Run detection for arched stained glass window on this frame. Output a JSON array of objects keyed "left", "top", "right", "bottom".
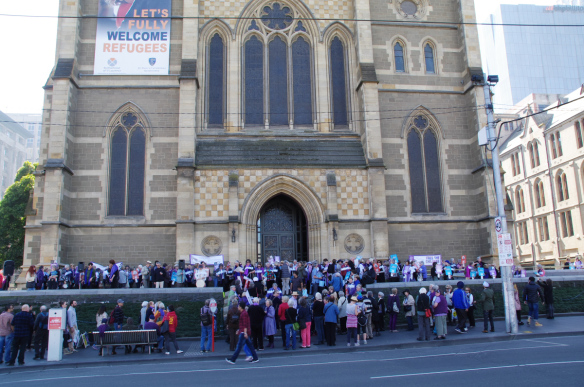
[
  {"left": 424, "top": 44, "right": 435, "bottom": 74},
  {"left": 269, "top": 36, "right": 288, "bottom": 125},
  {"left": 109, "top": 127, "right": 127, "bottom": 216},
  {"left": 245, "top": 36, "right": 264, "bottom": 125},
  {"left": 394, "top": 42, "right": 405, "bottom": 72},
  {"left": 208, "top": 34, "right": 224, "bottom": 126},
  {"left": 128, "top": 127, "right": 145, "bottom": 216},
  {"left": 424, "top": 131, "right": 443, "bottom": 212},
  {"left": 292, "top": 37, "right": 312, "bottom": 125},
  {"left": 330, "top": 37, "right": 348, "bottom": 126},
  {"left": 408, "top": 130, "right": 426, "bottom": 213}
]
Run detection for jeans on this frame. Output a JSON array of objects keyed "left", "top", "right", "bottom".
[
  {"left": 200, "top": 325, "right": 212, "bottom": 351},
  {"left": 0, "top": 334, "right": 14, "bottom": 362},
  {"left": 285, "top": 324, "right": 297, "bottom": 349},
  {"left": 213, "top": 278, "right": 218, "bottom": 288},
  {"left": 347, "top": 327, "right": 357, "bottom": 344},
  {"left": 483, "top": 310, "right": 494, "bottom": 331},
  {"left": 229, "top": 333, "right": 258, "bottom": 362},
  {"left": 314, "top": 316, "right": 324, "bottom": 343},
  {"left": 164, "top": 332, "right": 179, "bottom": 352},
  {"left": 301, "top": 322, "right": 311, "bottom": 347},
  {"left": 528, "top": 302, "right": 539, "bottom": 320},
  {"left": 9, "top": 336, "right": 28, "bottom": 364},
  {"left": 34, "top": 330, "right": 48, "bottom": 358},
  {"left": 546, "top": 303, "right": 554, "bottom": 318},
  {"left": 325, "top": 322, "right": 336, "bottom": 346},
  {"left": 406, "top": 316, "right": 414, "bottom": 330},
  {"left": 455, "top": 308, "right": 468, "bottom": 330},
  {"left": 155, "top": 335, "right": 164, "bottom": 349},
  {"left": 417, "top": 315, "right": 431, "bottom": 340}
]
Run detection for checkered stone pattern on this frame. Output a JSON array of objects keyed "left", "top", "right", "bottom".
[
  {"left": 199, "top": 0, "right": 248, "bottom": 28},
  {"left": 195, "top": 170, "right": 230, "bottom": 219},
  {"left": 336, "top": 170, "right": 369, "bottom": 217},
  {"left": 304, "top": 0, "right": 354, "bottom": 30}
]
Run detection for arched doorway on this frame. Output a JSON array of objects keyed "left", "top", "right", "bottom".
[{"left": 257, "top": 194, "right": 308, "bottom": 263}]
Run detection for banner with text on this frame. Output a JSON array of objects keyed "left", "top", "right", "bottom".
[
  {"left": 94, "top": 0, "right": 171, "bottom": 75},
  {"left": 189, "top": 255, "right": 224, "bottom": 270},
  {"left": 409, "top": 255, "right": 442, "bottom": 266}
]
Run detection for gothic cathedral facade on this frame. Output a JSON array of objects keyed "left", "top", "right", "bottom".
[{"left": 23, "top": 0, "right": 499, "bottom": 269}]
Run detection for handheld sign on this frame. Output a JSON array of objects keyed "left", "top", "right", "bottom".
[
  {"left": 470, "top": 269, "right": 477, "bottom": 279},
  {"left": 445, "top": 266, "right": 452, "bottom": 279},
  {"left": 478, "top": 267, "right": 485, "bottom": 279}
]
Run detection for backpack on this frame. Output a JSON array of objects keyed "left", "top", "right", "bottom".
[
  {"left": 357, "top": 312, "right": 367, "bottom": 327},
  {"left": 200, "top": 307, "right": 212, "bottom": 326}
]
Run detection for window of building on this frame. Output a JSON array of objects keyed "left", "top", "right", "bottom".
[
  {"left": 575, "top": 120, "right": 583, "bottom": 149},
  {"left": 207, "top": 33, "right": 224, "bottom": 127},
  {"left": 515, "top": 187, "right": 525, "bottom": 213},
  {"left": 534, "top": 179, "right": 546, "bottom": 208},
  {"left": 550, "top": 132, "right": 563, "bottom": 159},
  {"left": 528, "top": 141, "right": 540, "bottom": 168},
  {"left": 537, "top": 216, "right": 550, "bottom": 241},
  {"left": 556, "top": 171, "right": 569, "bottom": 202},
  {"left": 407, "top": 115, "right": 443, "bottom": 213},
  {"left": 560, "top": 210, "right": 574, "bottom": 237},
  {"left": 517, "top": 221, "right": 529, "bottom": 245},
  {"left": 510, "top": 152, "right": 521, "bottom": 176},
  {"left": 330, "top": 37, "right": 348, "bottom": 126},
  {"left": 394, "top": 42, "right": 405, "bottom": 72},
  {"left": 424, "top": 43, "right": 435, "bottom": 74},
  {"left": 108, "top": 111, "right": 146, "bottom": 216},
  {"left": 244, "top": 35, "right": 264, "bottom": 125}
]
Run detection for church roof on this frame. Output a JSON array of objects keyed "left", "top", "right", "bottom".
[{"left": 195, "top": 136, "right": 368, "bottom": 168}]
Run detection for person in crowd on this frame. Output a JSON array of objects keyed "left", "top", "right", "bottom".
[
  {"left": 480, "top": 282, "right": 495, "bottom": 333},
  {"left": 453, "top": 281, "right": 470, "bottom": 333},
  {"left": 200, "top": 299, "right": 213, "bottom": 353},
  {"left": 108, "top": 260, "right": 119, "bottom": 288},
  {"left": 363, "top": 291, "right": 374, "bottom": 340},
  {"left": 122, "top": 317, "right": 139, "bottom": 354},
  {"left": 25, "top": 266, "right": 36, "bottom": 291},
  {"left": 66, "top": 300, "right": 78, "bottom": 353},
  {"left": 538, "top": 278, "right": 554, "bottom": 319},
  {"left": 513, "top": 284, "right": 524, "bottom": 325},
  {"left": 297, "top": 297, "right": 311, "bottom": 348},
  {"left": 278, "top": 296, "right": 290, "bottom": 348},
  {"left": 403, "top": 289, "right": 415, "bottom": 331},
  {"left": 94, "top": 304, "right": 108, "bottom": 350},
  {"left": 444, "top": 284, "right": 454, "bottom": 325},
  {"left": 152, "top": 261, "right": 166, "bottom": 288},
  {"left": 416, "top": 288, "right": 431, "bottom": 341},
  {"left": 346, "top": 296, "right": 360, "bottom": 346},
  {"left": 112, "top": 299, "right": 125, "bottom": 331},
  {"left": 248, "top": 297, "right": 265, "bottom": 351},
  {"left": 386, "top": 288, "right": 399, "bottom": 332},
  {"left": 163, "top": 305, "right": 183, "bottom": 355},
  {"left": 337, "top": 291, "right": 348, "bottom": 335},
  {"left": 139, "top": 301, "right": 148, "bottom": 328},
  {"left": 96, "top": 318, "right": 110, "bottom": 356},
  {"left": 312, "top": 292, "right": 325, "bottom": 345},
  {"left": 32, "top": 305, "right": 49, "bottom": 360},
  {"left": 48, "top": 264, "right": 59, "bottom": 290},
  {"left": 144, "top": 315, "right": 164, "bottom": 353},
  {"left": 226, "top": 301, "right": 259, "bottom": 364},
  {"left": 323, "top": 296, "right": 339, "bottom": 346},
  {"left": 465, "top": 287, "right": 476, "bottom": 328},
  {"left": 0, "top": 304, "right": 14, "bottom": 364},
  {"left": 142, "top": 261, "right": 152, "bottom": 288},
  {"left": 523, "top": 277, "right": 544, "bottom": 327},
  {"left": 284, "top": 299, "right": 297, "bottom": 350},
  {"left": 432, "top": 287, "right": 448, "bottom": 340},
  {"left": 227, "top": 297, "right": 241, "bottom": 351},
  {"left": 263, "top": 299, "right": 276, "bottom": 349},
  {"left": 281, "top": 261, "right": 291, "bottom": 295},
  {"left": 6, "top": 305, "right": 34, "bottom": 366}
]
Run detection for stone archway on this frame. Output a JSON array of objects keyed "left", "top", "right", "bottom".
[{"left": 240, "top": 174, "right": 325, "bottom": 262}]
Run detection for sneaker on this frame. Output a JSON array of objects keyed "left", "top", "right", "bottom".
[
  {"left": 165, "top": 352, "right": 170, "bottom": 355},
  {"left": 200, "top": 350, "right": 206, "bottom": 353},
  {"left": 355, "top": 342, "right": 360, "bottom": 346},
  {"left": 225, "top": 358, "right": 235, "bottom": 365},
  {"left": 455, "top": 328, "right": 462, "bottom": 334},
  {"left": 251, "top": 359, "right": 260, "bottom": 363},
  {"left": 363, "top": 340, "right": 367, "bottom": 345},
  {"left": 347, "top": 343, "right": 351, "bottom": 347},
  {"left": 245, "top": 356, "right": 253, "bottom": 362},
  {"left": 177, "top": 350, "right": 184, "bottom": 354},
  {"left": 535, "top": 322, "right": 543, "bottom": 327}
]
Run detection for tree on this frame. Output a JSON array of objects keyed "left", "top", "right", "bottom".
[{"left": 0, "top": 161, "right": 37, "bottom": 268}]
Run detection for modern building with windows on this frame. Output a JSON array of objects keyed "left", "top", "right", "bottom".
[
  {"left": 478, "top": 3, "right": 584, "bottom": 110},
  {"left": 23, "top": 0, "right": 501, "bottom": 269},
  {"left": 499, "top": 86, "right": 584, "bottom": 266},
  {"left": 7, "top": 113, "right": 43, "bottom": 164},
  {"left": 0, "top": 111, "right": 33, "bottom": 199}
]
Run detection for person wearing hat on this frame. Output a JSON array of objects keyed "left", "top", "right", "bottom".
[
  {"left": 345, "top": 296, "right": 360, "bottom": 346},
  {"left": 142, "top": 261, "right": 152, "bottom": 288},
  {"left": 432, "top": 287, "right": 448, "bottom": 340},
  {"left": 290, "top": 291, "right": 299, "bottom": 309},
  {"left": 402, "top": 289, "right": 415, "bottom": 331},
  {"left": 479, "top": 282, "right": 495, "bottom": 333},
  {"left": 112, "top": 299, "right": 126, "bottom": 331},
  {"left": 452, "top": 281, "right": 470, "bottom": 333}
]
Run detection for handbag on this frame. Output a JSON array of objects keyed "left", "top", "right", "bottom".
[
  {"left": 392, "top": 301, "right": 399, "bottom": 314},
  {"left": 425, "top": 308, "right": 432, "bottom": 318},
  {"left": 357, "top": 313, "right": 367, "bottom": 327},
  {"left": 287, "top": 309, "right": 300, "bottom": 331},
  {"left": 160, "top": 319, "right": 169, "bottom": 334}
]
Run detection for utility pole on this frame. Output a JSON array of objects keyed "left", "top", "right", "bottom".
[{"left": 482, "top": 76, "right": 518, "bottom": 334}]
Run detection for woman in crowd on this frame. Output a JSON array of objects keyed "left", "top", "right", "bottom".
[
  {"left": 403, "top": 289, "right": 415, "bottom": 331},
  {"left": 538, "top": 278, "right": 554, "bottom": 319},
  {"left": 312, "top": 293, "right": 325, "bottom": 345},
  {"left": 337, "top": 291, "right": 348, "bottom": 335},
  {"left": 263, "top": 299, "right": 276, "bottom": 349},
  {"left": 513, "top": 284, "right": 524, "bottom": 325},
  {"left": 227, "top": 297, "right": 240, "bottom": 351},
  {"left": 25, "top": 266, "right": 36, "bottom": 291},
  {"left": 465, "top": 287, "right": 476, "bottom": 328},
  {"left": 278, "top": 296, "right": 290, "bottom": 348},
  {"left": 416, "top": 287, "right": 431, "bottom": 341},
  {"left": 387, "top": 288, "right": 400, "bottom": 332},
  {"left": 297, "top": 297, "right": 312, "bottom": 348},
  {"left": 346, "top": 296, "right": 361, "bottom": 346},
  {"left": 283, "top": 299, "right": 297, "bottom": 350},
  {"left": 432, "top": 287, "right": 448, "bottom": 340}
]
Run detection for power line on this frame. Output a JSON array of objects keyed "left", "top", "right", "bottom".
[{"left": 1, "top": 13, "right": 584, "bottom": 28}]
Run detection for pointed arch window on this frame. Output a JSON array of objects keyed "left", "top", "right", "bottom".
[
  {"left": 245, "top": 35, "right": 264, "bottom": 125},
  {"left": 292, "top": 36, "right": 313, "bottom": 125},
  {"left": 208, "top": 33, "right": 224, "bottom": 127},
  {"left": 330, "top": 37, "right": 348, "bottom": 126},
  {"left": 534, "top": 179, "right": 546, "bottom": 208},
  {"left": 269, "top": 36, "right": 288, "bottom": 125},
  {"left": 407, "top": 116, "right": 443, "bottom": 213},
  {"left": 424, "top": 43, "right": 435, "bottom": 74},
  {"left": 394, "top": 42, "right": 405, "bottom": 72},
  {"left": 515, "top": 187, "right": 525, "bottom": 214},
  {"left": 557, "top": 171, "right": 569, "bottom": 202},
  {"left": 575, "top": 120, "right": 583, "bottom": 149},
  {"left": 108, "top": 112, "right": 146, "bottom": 216},
  {"left": 528, "top": 142, "right": 540, "bottom": 168}
]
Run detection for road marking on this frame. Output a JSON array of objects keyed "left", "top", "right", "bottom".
[
  {"left": 371, "top": 360, "right": 584, "bottom": 379},
  {"left": 526, "top": 339, "right": 568, "bottom": 346},
  {"left": 0, "top": 343, "right": 566, "bottom": 383}
]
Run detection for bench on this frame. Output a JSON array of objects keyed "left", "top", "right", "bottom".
[{"left": 92, "top": 330, "right": 159, "bottom": 356}]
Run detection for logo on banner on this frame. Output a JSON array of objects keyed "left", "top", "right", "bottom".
[
  {"left": 149, "top": 58, "right": 157, "bottom": 66},
  {"left": 107, "top": 58, "right": 117, "bottom": 66}
]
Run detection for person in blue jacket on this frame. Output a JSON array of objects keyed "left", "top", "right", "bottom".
[
  {"left": 452, "top": 281, "right": 470, "bottom": 333},
  {"left": 323, "top": 296, "right": 339, "bottom": 346},
  {"left": 331, "top": 273, "right": 343, "bottom": 295}
]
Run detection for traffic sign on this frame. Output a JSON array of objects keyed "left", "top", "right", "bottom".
[
  {"left": 209, "top": 298, "right": 217, "bottom": 314},
  {"left": 495, "top": 217, "right": 503, "bottom": 237},
  {"left": 497, "top": 233, "right": 514, "bottom": 266}
]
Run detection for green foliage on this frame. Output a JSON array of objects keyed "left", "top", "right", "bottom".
[{"left": 0, "top": 161, "right": 37, "bottom": 268}]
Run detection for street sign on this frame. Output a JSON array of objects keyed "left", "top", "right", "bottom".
[
  {"left": 49, "top": 317, "right": 62, "bottom": 330},
  {"left": 209, "top": 298, "right": 217, "bottom": 314},
  {"left": 497, "top": 233, "right": 514, "bottom": 266},
  {"left": 495, "top": 217, "right": 503, "bottom": 237}
]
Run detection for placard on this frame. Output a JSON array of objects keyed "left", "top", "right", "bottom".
[
  {"left": 497, "top": 233, "right": 514, "bottom": 266},
  {"left": 94, "top": 0, "right": 171, "bottom": 75},
  {"left": 409, "top": 255, "right": 441, "bottom": 266},
  {"left": 190, "top": 255, "right": 224, "bottom": 270}
]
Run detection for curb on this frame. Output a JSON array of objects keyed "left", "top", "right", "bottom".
[{"left": 2, "top": 330, "right": 582, "bottom": 372}]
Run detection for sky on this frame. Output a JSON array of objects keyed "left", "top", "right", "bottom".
[{"left": 0, "top": 0, "right": 558, "bottom": 115}]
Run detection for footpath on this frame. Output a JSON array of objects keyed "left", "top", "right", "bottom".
[{"left": 2, "top": 315, "right": 583, "bottom": 371}]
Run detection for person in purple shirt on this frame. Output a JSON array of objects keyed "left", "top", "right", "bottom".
[
  {"left": 143, "top": 315, "right": 164, "bottom": 353},
  {"left": 108, "top": 260, "right": 119, "bottom": 288}
]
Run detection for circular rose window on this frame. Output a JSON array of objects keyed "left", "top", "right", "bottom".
[{"left": 401, "top": 0, "right": 418, "bottom": 16}]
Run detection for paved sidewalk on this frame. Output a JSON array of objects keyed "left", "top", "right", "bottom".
[{"left": 2, "top": 315, "right": 583, "bottom": 371}]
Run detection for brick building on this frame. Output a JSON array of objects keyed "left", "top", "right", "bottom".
[{"left": 23, "top": 0, "right": 501, "bottom": 270}]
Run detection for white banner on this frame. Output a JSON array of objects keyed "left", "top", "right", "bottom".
[
  {"left": 409, "top": 255, "right": 442, "bottom": 266},
  {"left": 189, "top": 255, "right": 224, "bottom": 270},
  {"left": 94, "top": 0, "right": 171, "bottom": 75}
]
